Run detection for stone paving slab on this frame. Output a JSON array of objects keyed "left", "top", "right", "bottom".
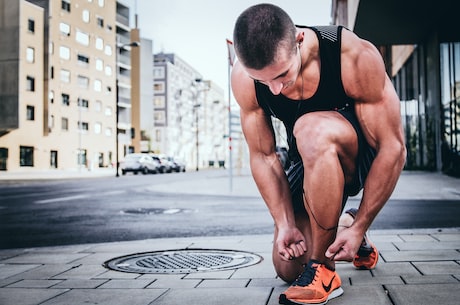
[
  {"left": 39, "top": 288, "right": 167, "bottom": 305},
  {"left": 0, "top": 230, "right": 459, "bottom": 305},
  {"left": 151, "top": 287, "right": 271, "bottom": 305},
  {"left": 380, "top": 249, "right": 460, "bottom": 262},
  {"left": 386, "top": 283, "right": 460, "bottom": 305},
  {"left": 0, "top": 288, "right": 68, "bottom": 305}
]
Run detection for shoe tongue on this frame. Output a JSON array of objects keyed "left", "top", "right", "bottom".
[
  {"left": 295, "top": 260, "right": 319, "bottom": 286},
  {"left": 308, "top": 259, "right": 321, "bottom": 269}
]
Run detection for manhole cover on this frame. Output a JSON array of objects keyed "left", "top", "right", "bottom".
[
  {"left": 104, "top": 249, "right": 263, "bottom": 274},
  {"left": 121, "top": 208, "right": 193, "bottom": 215}
]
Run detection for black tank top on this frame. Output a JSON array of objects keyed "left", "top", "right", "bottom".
[{"left": 255, "top": 25, "right": 355, "bottom": 160}]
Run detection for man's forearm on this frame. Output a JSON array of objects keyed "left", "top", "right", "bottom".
[
  {"left": 250, "top": 155, "right": 296, "bottom": 229},
  {"left": 352, "top": 145, "right": 406, "bottom": 234}
]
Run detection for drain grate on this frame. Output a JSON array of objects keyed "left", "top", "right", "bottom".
[
  {"left": 104, "top": 249, "right": 263, "bottom": 274},
  {"left": 121, "top": 208, "right": 193, "bottom": 215}
]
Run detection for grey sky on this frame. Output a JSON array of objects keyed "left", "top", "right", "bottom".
[{"left": 124, "top": 0, "right": 331, "bottom": 93}]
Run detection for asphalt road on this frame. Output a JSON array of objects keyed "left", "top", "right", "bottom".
[{"left": 0, "top": 171, "right": 459, "bottom": 249}]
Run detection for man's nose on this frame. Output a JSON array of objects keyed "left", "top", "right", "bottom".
[{"left": 268, "top": 81, "right": 283, "bottom": 95}]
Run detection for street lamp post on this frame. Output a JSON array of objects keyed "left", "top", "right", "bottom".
[
  {"left": 115, "top": 41, "right": 140, "bottom": 177},
  {"left": 193, "top": 103, "right": 201, "bottom": 171},
  {"left": 176, "top": 79, "right": 208, "bottom": 172}
]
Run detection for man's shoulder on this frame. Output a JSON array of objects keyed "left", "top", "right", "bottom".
[{"left": 231, "top": 62, "right": 258, "bottom": 110}]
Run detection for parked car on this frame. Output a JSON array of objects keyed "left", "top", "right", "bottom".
[
  {"left": 120, "top": 153, "right": 159, "bottom": 175},
  {"left": 167, "top": 156, "right": 186, "bottom": 172},
  {"left": 150, "top": 154, "right": 172, "bottom": 173}
]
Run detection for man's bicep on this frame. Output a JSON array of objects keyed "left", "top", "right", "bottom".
[
  {"left": 356, "top": 78, "right": 404, "bottom": 149},
  {"left": 240, "top": 108, "right": 276, "bottom": 156}
]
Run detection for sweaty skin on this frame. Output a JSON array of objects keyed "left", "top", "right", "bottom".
[{"left": 231, "top": 27, "right": 405, "bottom": 281}]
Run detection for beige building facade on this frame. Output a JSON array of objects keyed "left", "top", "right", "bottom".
[{"left": 0, "top": 0, "right": 130, "bottom": 172}]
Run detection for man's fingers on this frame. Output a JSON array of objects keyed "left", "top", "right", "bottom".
[{"left": 279, "top": 240, "right": 307, "bottom": 261}]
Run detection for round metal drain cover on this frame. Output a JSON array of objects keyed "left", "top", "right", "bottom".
[
  {"left": 121, "top": 208, "right": 193, "bottom": 215},
  {"left": 104, "top": 249, "right": 263, "bottom": 274}
]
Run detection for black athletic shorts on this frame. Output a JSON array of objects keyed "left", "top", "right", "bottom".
[{"left": 286, "top": 109, "right": 376, "bottom": 213}]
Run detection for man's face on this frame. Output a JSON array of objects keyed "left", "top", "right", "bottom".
[{"left": 245, "top": 46, "right": 300, "bottom": 96}]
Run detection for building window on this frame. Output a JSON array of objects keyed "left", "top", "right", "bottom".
[
  {"left": 78, "top": 98, "right": 89, "bottom": 108},
  {"left": 59, "top": 22, "right": 70, "bottom": 36},
  {"left": 61, "top": 117, "right": 69, "bottom": 130},
  {"left": 28, "top": 19, "right": 35, "bottom": 33},
  {"left": 59, "top": 46, "right": 70, "bottom": 60},
  {"left": 94, "top": 79, "right": 102, "bottom": 92},
  {"left": 49, "top": 90, "right": 54, "bottom": 103},
  {"left": 20, "top": 146, "right": 34, "bottom": 167},
  {"left": 94, "top": 122, "right": 102, "bottom": 134},
  {"left": 77, "top": 149, "right": 87, "bottom": 166},
  {"left": 153, "top": 67, "right": 165, "bottom": 79},
  {"left": 154, "top": 82, "right": 165, "bottom": 93},
  {"left": 155, "top": 129, "right": 161, "bottom": 142},
  {"left": 26, "top": 47, "right": 35, "bottom": 63},
  {"left": 105, "top": 127, "right": 112, "bottom": 137},
  {"left": 82, "top": 10, "right": 90, "bottom": 23},
  {"left": 60, "top": 69, "right": 70, "bottom": 83},
  {"left": 61, "top": 93, "right": 70, "bottom": 106},
  {"left": 26, "top": 105, "right": 35, "bottom": 120},
  {"left": 77, "top": 54, "right": 89, "bottom": 65},
  {"left": 61, "top": 0, "right": 71, "bottom": 12},
  {"left": 49, "top": 114, "right": 55, "bottom": 129},
  {"left": 78, "top": 121, "right": 89, "bottom": 131},
  {"left": 96, "top": 16, "right": 104, "bottom": 28},
  {"left": 104, "top": 106, "right": 112, "bottom": 116},
  {"left": 50, "top": 66, "right": 54, "bottom": 79},
  {"left": 95, "top": 58, "right": 103, "bottom": 71},
  {"left": 95, "top": 100, "right": 102, "bottom": 112},
  {"left": 154, "top": 110, "right": 166, "bottom": 124},
  {"left": 95, "top": 37, "right": 103, "bottom": 50},
  {"left": 98, "top": 0, "right": 104, "bottom": 7},
  {"left": 104, "top": 65, "right": 112, "bottom": 76},
  {"left": 77, "top": 75, "right": 89, "bottom": 88},
  {"left": 76, "top": 30, "right": 89, "bottom": 46},
  {"left": 26, "top": 76, "right": 35, "bottom": 91},
  {"left": 104, "top": 45, "right": 112, "bottom": 56},
  {"left": 154, "top": 96, "right": 165, "bottom": 107}
]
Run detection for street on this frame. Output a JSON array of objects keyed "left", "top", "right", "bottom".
[{"left": 0, "top": 170, "right": 459, "bottom": 249}]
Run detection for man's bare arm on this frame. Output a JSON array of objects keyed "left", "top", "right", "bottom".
[
  {"left": 327, "top": 31, "right": 406, "bottom": 260},
  {"left": 231, "top": 62, "right": 307, "bottom": 259}
]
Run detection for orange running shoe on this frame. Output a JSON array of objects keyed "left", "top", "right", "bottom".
[
  {"left": 279, "top": 260, "right": 343, "bottom": 305},
  {"left": 345, "top": 208, "right": 379, "bottom": 270}
]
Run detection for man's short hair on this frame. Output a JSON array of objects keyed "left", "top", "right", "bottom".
[{"left": 233, "top": 3, "right": 297, "bottom": 70}]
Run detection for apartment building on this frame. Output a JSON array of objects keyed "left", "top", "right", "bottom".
[
  {"left": 0, "top": 0, "right": 138, "bottom": 172},
  {"left": 331, "top": 0, "right": 460, "bottom": 177},
  {"left": 152, "top": 53, "right": 227, "bottom": 170}
]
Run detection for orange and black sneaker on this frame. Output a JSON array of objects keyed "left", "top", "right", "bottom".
[
  {"left": 279, "top": 260, "right": 343, "bottom": 305},
  {"left": 353, "top": 234, "right": 379, "bottom": 270},
  {"left": 345, "top": 208, "right": 379, "bottom": 270}
]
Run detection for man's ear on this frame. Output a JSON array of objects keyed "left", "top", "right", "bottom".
[{"left": 296, "top": 31, "right": 305, "bottom": 46}]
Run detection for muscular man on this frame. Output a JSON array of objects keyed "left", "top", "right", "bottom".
[{"left": 231, "top": 4, "right": 406, "bottom": 305}]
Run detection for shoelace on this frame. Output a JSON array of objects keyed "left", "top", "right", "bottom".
[{"left": 294, "top": 263, "right": 317, "bottom": 287}]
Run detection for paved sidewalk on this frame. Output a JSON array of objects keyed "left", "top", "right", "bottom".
[{"left": 0, "top": 170, "right": 459, "bottom": 305}]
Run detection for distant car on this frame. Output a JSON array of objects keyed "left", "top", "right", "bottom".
[
  {"left": 167, "top": 156, "right": 186, "bottom": 172},
  {"left": 120, "top": 153, "right": 159, "bottom": 175},
  {"left": 150, "top": 154, "right": 172, "bottom": 173}
]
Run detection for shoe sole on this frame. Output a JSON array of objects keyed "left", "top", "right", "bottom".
[{"left": 279, "top": 287, "right": 344, "bottom": 305}]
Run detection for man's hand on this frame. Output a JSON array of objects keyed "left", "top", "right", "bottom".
[
  {"left": 276, "top": 226, "right": 307, "bottom": 261},
  {"left": 325, "top": 226, "right": 363, "bottom": 261}
]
